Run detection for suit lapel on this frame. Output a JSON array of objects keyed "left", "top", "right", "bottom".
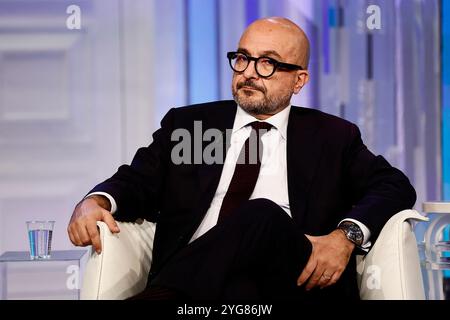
[{"left": 287, "top": 107, "right": 324, "bottom": 227}]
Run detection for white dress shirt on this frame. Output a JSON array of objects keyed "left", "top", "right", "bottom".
[
  {"left": 88, "top": 104, "right": 371, "bottom": 248},
  {"left": 190, "top": 105, "right": 292, "bottom": 241}
]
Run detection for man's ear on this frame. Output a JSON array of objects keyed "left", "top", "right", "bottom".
[{"left": 293, "top": 70, "right": 309, "bottom": 94}]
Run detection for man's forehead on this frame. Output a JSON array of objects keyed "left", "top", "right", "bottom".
[
  {"left": 237, "top": 47, "right": 283, "bottom": 59},
  {"left": 242, "top": 19, "right": 300, "bottom": 39},
  {"left": 239, "top": 24, "right": 298, "bottom": 47},
  {"left": 238, "top": 35, "right": 296, "bottom": 59},
  {"left": 237, "top": 18, "right": 308, "bottom": 65}
]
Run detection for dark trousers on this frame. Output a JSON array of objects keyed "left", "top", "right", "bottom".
[{"left": 136, "top": 199, "right": 313, "bottom": 300}]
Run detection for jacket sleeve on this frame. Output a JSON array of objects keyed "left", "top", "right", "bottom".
[
  {"left": 87, "top": 108, "right": 175, "bottom": 222},
  {"left": 342, "top": 123, "right": 417, "bottom": 242}
]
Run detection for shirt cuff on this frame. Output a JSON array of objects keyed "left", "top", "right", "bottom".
[
  {"left": 85, "top": 192, "right": 117, "bottom": 214},
  {"left": 338, "top": 218, "right": 372, "bottom": 251}
]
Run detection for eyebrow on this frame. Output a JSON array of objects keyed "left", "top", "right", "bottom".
[{"left": 237, "top": 48, "right": 283, "bottom": 60}]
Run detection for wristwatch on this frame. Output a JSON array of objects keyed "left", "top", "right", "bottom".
[{"left": 338, "top": 221, "right": 363, "bottom": 246}]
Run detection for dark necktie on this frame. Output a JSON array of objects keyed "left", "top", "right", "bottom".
[{"left": 218, "top": 121, "right": 273, "bottom": 223}]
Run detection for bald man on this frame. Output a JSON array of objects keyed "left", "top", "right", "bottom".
[{"left": 68, "top": 17, "right": 416, "bottom": 300}]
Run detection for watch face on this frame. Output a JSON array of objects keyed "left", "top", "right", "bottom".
[
  {"left": 349, "top": 225, "right": 363, "bottom": 243},
  {"left": 340, "top": 222, "right": 363, "bottom": 246}
]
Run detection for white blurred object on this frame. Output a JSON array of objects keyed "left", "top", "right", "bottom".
[{"left": 421, "top": 202, "right": 450, "bottom": 300}]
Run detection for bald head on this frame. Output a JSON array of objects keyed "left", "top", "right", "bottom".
[{"left": 240, "top": 17, "right": 310, "bottom": 69}]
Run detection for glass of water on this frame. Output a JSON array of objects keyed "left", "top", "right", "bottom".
[{"left": 26, "top": 221, "right": 55, "bottom": 260}]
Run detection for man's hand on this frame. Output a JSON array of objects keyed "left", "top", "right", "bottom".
[
  {"left": 297, "top": 229, "right": 355, "bottom": 290},
  {"left": 67, "top": 195, "right": 120, "bottom": 254}
]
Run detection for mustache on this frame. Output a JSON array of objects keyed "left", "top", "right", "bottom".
[{"left": 237, "top": 80, "right": 265, "bottom": 93}]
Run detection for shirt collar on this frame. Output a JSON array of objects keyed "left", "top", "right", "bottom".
[{"left": 232, "top": 104, "right": 291, "bottom": 140}]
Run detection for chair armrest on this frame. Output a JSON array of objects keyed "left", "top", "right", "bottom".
[
  {"left": 81, "top": 219, "right": 156, "bottom": 300},
  {"left": 356, "top": 209, "right": 428, "bottom": 300}
]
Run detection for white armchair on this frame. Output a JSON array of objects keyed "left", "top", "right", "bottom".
[
  {"left": 81, "top": 219, "right": 155, "bottom": 300},
  {"left": 81, "top": 210, "right": 428, "bottom": 300}
]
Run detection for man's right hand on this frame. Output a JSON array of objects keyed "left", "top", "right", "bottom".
[{"left": 67, "top": 195, "right": 120, "bottom": 254}]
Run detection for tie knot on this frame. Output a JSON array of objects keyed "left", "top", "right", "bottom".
[{"left": 248, "top": 121, "right": 273, "bottom": 134}]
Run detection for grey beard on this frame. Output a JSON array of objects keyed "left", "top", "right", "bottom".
[{"left": 232, "top": 90, "right": 292, "bottom": 115}]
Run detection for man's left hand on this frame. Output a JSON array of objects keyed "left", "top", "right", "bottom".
[{"left": 297, "top": 229, "right": 355, "bottom": 290}]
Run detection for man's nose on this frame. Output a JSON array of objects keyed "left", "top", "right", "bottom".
[{"left": 243, "top": 60, "right": 259, "bottom": 79}]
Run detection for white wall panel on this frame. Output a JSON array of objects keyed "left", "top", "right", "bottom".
[{"left": 0, "top": 0, "right": 123, "bottom": 254}]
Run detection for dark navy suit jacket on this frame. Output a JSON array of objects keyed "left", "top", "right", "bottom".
[{"left": 89, "top": 100, "right": 416, "bottom": 293}]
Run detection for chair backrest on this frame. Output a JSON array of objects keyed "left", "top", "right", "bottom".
[
  {"left": 356, "top": 209, "right": 428, "bottom": 299},
  {"left": 81, "top": 220, "right": 156, "bottom": 300}
]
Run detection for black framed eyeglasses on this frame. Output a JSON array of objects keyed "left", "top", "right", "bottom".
[{"left": 227, "top": 51, "right": 304, "bottom": 78}]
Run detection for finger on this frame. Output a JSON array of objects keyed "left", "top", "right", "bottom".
[
  {"left": 323, "top": 271, "right": 342, "bottom": 288},
  {"left": 67, "top": 227, "right": 77, "bottom": 246},
  {"left": 70, "top": 225, "right": 83, "bottom": 246},
  {"left": 305, "top": 266, "right": 326, "bottom": 291},
  {"left": 77, "top": 222, "right": 93, "bottom": 246},
  {"left": 86, "top": 221, "right": 102, "bottom": 254},
  {"left": 102, "top": 211, "right": 120, "bottom": 233},
  {"left": 297, "top": 257, "right": 317, "bottom": 286},
  {"left": 318, "top": 272, "right": 334, "bottom": 288}
]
